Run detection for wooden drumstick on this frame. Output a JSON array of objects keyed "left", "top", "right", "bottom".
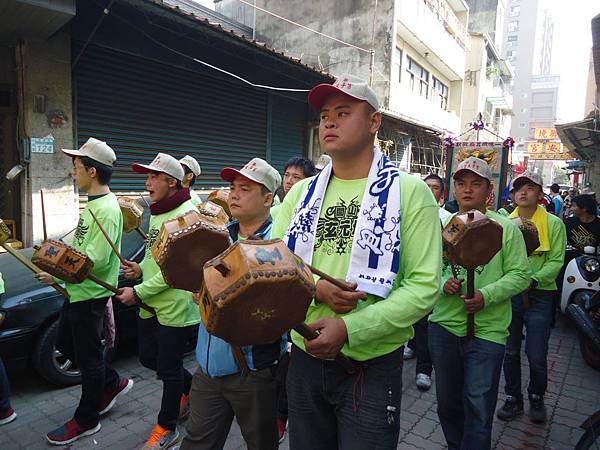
[
  {"left": 40, "top": 190, "right": 48, "bottom": 241},
  {"left": 139, "top": 193, "right": 150, "bottom": 208},
  {"left": 89, "top": 210, "right": 125, "bottom": 264},
  {"left": 87, "top": 210, "right": 154, "bottom": 314},
  {"left": 136, "top": 226, "right": 147, "bottom": 241},
  {"left": 136, "top": 196, "right": 149, "bottom": 240},
  {"left": 290, "top": 254, "right": 354, "bottom": 292},
  {"left": 307, "top": 263, "right": 355, "bottom": 292}
]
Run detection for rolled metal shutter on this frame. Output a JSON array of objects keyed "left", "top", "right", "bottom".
[
  {"left": 269, "top": 94, "right": 309, "bottom": 174},
  {"left": 74, "top": 44, "right": 268, "bottom": 191}
]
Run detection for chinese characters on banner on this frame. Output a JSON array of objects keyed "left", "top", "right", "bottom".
[
  {"left": 533, "top": 128, "right": 559, "bottom": 140},
  {"left": 527, "top": 128, "right": 573, "bottom": 160},
  {"left": 527, "top": 142, "right": 544, "bottom": 154}
]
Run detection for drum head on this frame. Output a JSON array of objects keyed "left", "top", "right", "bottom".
[
  {"left": 160, "top": 228, "right": 231, "bottom": 292},
  {"left": 206, "top": 277, "right": 313, "bottom": 346}
]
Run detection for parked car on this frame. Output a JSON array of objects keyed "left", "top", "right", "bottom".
[{"left": 0, "top": 204, "right": 149, "bottom": 386}]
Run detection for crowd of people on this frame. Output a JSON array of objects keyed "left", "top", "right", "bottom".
[{"left": 0, "top": 73, "right": 596, "bottom": 450}]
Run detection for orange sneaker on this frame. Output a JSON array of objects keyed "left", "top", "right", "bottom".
[
  {"left": 142, "top": 424, "right": 179, "bottom": 450},
  {"left": 178, "top": 393, "right": 190, "bottom": 421}
]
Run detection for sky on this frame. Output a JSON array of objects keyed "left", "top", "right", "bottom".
[
  {"left": 192, "top": 0, "right": 597, "bottom": 122},
  {"left": 550, "top": 0, "right": 599, "bottom": 123}
]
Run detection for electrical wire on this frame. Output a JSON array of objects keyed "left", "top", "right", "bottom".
[
  {"left": 107, "top": 6, "right": 313, "bottom": 92},
  {"left": 235, "top": 0, "right": 370, "bottom": 54}
]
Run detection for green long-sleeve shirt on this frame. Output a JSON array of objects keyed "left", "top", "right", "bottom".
[
  {"left": 430, "top": 211, "right": 532, "bottom": 345},
  {"left": 272, "top": 172, "right": 442, "bottom": 362},
  {"left": 65, "top": 193, "right": 123, "bottom": 302},
  {"left": 189, "top": 190, "right": 202, "bottom": 207},
  {"left": 135, "top": 199, "right": 201, "bottom": 327},
  {"left": 528, "top": 212, "right": 567, "bottom": 290}
]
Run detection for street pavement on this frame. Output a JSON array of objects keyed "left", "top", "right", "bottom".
[{"left": 1, "top": 315, "right": 599, "bottom": 450}]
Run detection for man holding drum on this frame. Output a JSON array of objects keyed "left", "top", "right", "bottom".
[
  {"left": 429, "top": 157, "right": 531, "bottom": 450},
  {"left": 115, "top": 153, "right": 200, "bottom": 450},
  {"left": 180, "top": 155, "right": 202, "bottom": 206},
  {"left": 180, "top": 157, "right": 283, "bottom": 450},
  {"left": 497, "top": 171, "right": 566, "bottom": 423},
  {"left": 272, "top": 75, "right": 442, "bottom": 450},
  {"left": 36, "top": 138, "right": 132, "bottom": 446}
]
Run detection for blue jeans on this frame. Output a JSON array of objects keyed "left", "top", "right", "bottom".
[
  {"left": 0, "top": 357, "right": 10, "bottom": 412},
  {"left": 503, "top": 290, "right": 555, "bottom": 399},
  {"left": 428, "top": 322, "right": 505, "bottom": 450},
  {"left": 287, "top": 345, "right": 403, "bottom": 450}
]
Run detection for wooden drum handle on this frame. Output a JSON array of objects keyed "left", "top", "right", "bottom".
[
  {"left": 466, "top": 268, "right": 475, "bottom": 341},
  {"left": 294, "top": 323, "right": 359, "bottom": 374},
  {"left": 87, "top": 274, "right": 154, "bottom": 314},
  {"left": 135, "top": 227, "right": 147, "bottom": 240}
]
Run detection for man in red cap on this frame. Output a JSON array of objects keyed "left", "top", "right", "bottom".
[
  {"left": 272, "top": 74, "right": 442, "bottom": 449},
  {"left": 180, "top": 158, "right": 283, "bottom": 450}
]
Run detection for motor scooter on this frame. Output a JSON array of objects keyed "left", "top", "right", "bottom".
[{"left": 560, "top": 245, "right": 600, "bottom": 314}]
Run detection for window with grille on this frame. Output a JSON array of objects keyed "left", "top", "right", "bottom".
[
  {"left": 407, "top": 57, "right": 429, "bottom": 99},
  {"left": 432, "top": 77, "right": 448, "bottom": 110}
]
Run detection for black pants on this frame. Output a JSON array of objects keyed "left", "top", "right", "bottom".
[
  {"left": 138, "top": 316, "right": 195, "bottom": 431},
  {"left": 56, "top": 298, "right": 120, "bottom": 428},
  {"left": 408, "top": 315, "right": 433, "bottom": 376}
]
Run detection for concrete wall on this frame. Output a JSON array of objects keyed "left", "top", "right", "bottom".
[
  {"left": 584, "top": 50, "right": 596, "bottom": 117},
  {"left": 395, "top": 0, "right": 468, "bottom": 80},
  {"left": 389, "top": 0, "right": 467, "bottom": 134},
  {"left": 465, "top": 0, "right": 505, "bottom": 50},
  {"left": 18, "top": 32, "right": 77, "bottom": 245},
  {"left": 254, "top": 0, "right": 395, "bottom": 106},
  {"left": 388, "top": 40, "right": 461, "bottom": 133},
  {"left": 461, "top": 34, "right": 512, "bottom": 135},
  {"left": 461, "top": 34, "right": 486, "bottom": 128}
]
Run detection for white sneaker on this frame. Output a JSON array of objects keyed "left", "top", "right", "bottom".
[
  {"left": 403, "top": 347, "right": 415, "bottom": 360},
  {"left": 416, "top": 373, "right": 432, "bottom": 391}
]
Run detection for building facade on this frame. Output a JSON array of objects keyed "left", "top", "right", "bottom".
[
  {"left": 462, "top": 0, "right": 513, "bottom": 137},
  {"left": 1, "top": 0, "right": 330, "bottom": 245},
  {"left": 502, "top": 0, "right": 559, "bottom": 152},
  {"left": 216, "top": 0, "right": 469, "bottom": 175}
]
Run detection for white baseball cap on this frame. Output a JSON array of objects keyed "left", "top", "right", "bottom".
[
  {"left": 180, "top": 155, "right": 202, "bottom": 176},
  {"left": 62, "top": 137, "right": 116, "bottom": 167},
  {"left": 132, "top": 153, "right": 184, "bottom": 181},
  {"left": 315, "top": 154, "right": 332, "bottom": 170},
  {"left": 453, "top": 157, "right": 493, "bottom": 182},
  {"left": 308, "top": 74, "right": 380, "bottom": 111},
  {"left": 513, "top": 171, "right": 543, "bottom": 190},
  {"left": 220, "top": 158, "right": 281, "bottom": 193}
]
